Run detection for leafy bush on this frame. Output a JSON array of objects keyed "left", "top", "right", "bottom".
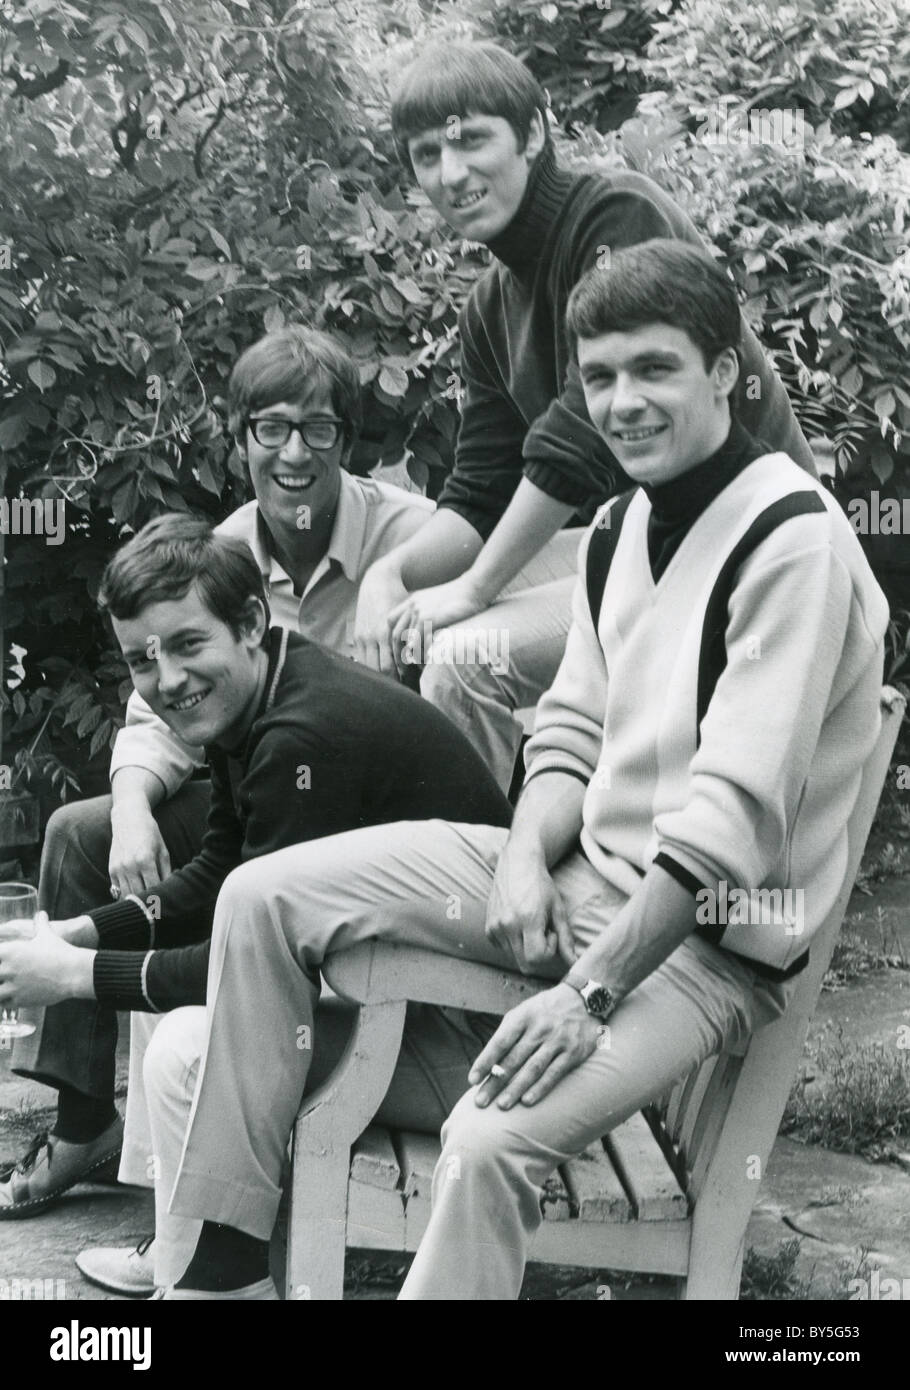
[
  {"left": 3, "top": 0, "right": 910, "bottom": 808},
  {"left": 477, "top": 0, "right": 670, "bottom": 133},
  {"left": 642, "top": 0, "right": 910, "bottom": 151},
  {"left": 0, "top": 0, "right": 485, "bottom": 797}
]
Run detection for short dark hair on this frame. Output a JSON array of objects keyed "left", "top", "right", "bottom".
[
  {"left": 566, "top": 239, "right": 743, "bottom": 372},
  {"left": 390, "top": 40, "right": 551, "bottom": 169},
  {"left": 98, "top": 514, "right": 270, "bottom": 644},
  {"left": 226, "top": 325, "right": 362, "bottom": 449}
]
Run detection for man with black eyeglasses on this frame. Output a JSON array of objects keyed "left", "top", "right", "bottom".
[{"left": 3, "top": 326, "right": 434, "bottom": 1256}]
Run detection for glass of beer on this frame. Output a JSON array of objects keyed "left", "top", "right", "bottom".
[{"left": 0, "top": 882, "right": 39, "bottom": 1039}]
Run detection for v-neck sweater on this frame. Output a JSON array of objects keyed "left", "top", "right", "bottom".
[
  {"left": 437, "top": 145, "right": 817, "bottom": 541},
  {"left": 524, "top": 451, "right": 888, "bottom": 972}
]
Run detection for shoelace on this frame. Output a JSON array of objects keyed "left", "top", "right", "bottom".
[
  {"left": 0, "top": 1131, "right": 50, "bottom": 1180},
  {"left": 135, "top": 1235, "right": 155, "bottom": 1257}
]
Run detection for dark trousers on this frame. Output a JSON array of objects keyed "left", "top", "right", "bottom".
[{"left": 10, "top": 782, "right": 211, "bottom": 1100}]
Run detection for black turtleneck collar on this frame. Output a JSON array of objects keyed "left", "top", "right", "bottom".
[
  {"left": 644, "top": 419, "right": 764, "bottom": 582},
  {"left": 484, "top": 143, "right": 576, "bottom": 278}
]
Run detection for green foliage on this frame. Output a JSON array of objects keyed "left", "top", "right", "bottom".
[
  {"left": 782, "top": 1022, "right": 910, "bottom": 1156},
  {"left": 740, "top": 1239, "right": 810, "bottom": 1300},
  {"left": 644, "top": 0, "right": 910, "bottom": 150},
  {"left": 3, "top": 0, "right": 910, "bottom": 798},
  {"left": 477, "top": 0, "right": 671, "bottom": 132},
  {"left": 0, "top": 0, "right": 485, "bottom": 789}
]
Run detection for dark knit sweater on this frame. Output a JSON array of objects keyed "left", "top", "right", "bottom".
[
  {"left": 87, "top": 628, "right": 512, "bottom": 1011},
  {"left": 439, "top": 144, "right": 817, "bottom": 541}
]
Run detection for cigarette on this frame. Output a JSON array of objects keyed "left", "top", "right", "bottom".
[{"left": 477, "top": 1063, "right": 507, "bottom": 1088}]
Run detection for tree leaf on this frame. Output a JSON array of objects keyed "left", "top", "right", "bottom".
[
  {"left": 841, "top": 366, "right": 863, "bottom": 397},
  {"left": 207, "top": 224, "right": 232, "bottom": 259},
  {"left": 0, "top": 415, "right": 30, "bottom": 450},
  {"left": 27, "top": 360, "right": 57, "bottom": 392},
  {"left": 378, "top": 365, "right": 409, "bottom": 397},
  {"left": 185, "top": 258, "right": 220, "bottom": 281}
]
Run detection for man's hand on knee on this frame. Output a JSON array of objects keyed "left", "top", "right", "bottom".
[
  {"left": 109, "top": 801, "right": 172, "bottom": 897},
  {"left": 485, "top": 842, "right": 575, "bottom": 974},
  {"left": 468, "top": 985, "right": 604, "bottom": 1110}
]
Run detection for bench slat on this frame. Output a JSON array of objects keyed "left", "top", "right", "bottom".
[
  {"left": 661, "top": 1074, "right": 691, "bottom": 1140},
  {"left": 560, "top": 1144, "right": 634, "bottom": 1223},
  {"left": 604, "top": 1113, "right": 688, "bottom": 1220},
  {"left": 348, "top": 1183, "right": 406, "bottom": 1249},
  {"left": 674, "top": 1058, "right": 718, "bottom": 1156},
  {"left": 669, "top": 1056, "right": 711, "bottom": 1145},
  {"left": 687, "top": 1054, "right": 744, "bottom": 1197},
  {"left": 396, "top": 1132, "right": 439, "bottom": 1200},
  {"left": 351, "top": 1125, "right": 401, "bottom": 1190}
]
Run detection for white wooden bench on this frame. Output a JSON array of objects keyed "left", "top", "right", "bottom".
[{"left": 286, "top": 688, "right": 905, "bottom": 1300}]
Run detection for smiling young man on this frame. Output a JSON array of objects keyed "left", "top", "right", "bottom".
[
  {"left": 0, "top": 515, "right": 510, "bottom": 1296},
  {"left": 354, "top": 38, "right": 818, "bottom": 791},
  {"left": 158, "top": 240, "right": 886, "bottom": 1299},
  {"left": 3, "top": 326, "right": 432, "bottom": 1237}
]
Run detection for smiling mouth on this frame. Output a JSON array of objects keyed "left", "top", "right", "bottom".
[
  {"left": 168, "top": 690, "right": 210, "bottom": 713},
  {"left": 612, "top": 424, "right": 668, "bottom": 443},
  {"left": 274, "top": 474, "right": 316, "bottom": 491},
  {"left": 451, "top": 189, "right": 487, "bottom": 211}
]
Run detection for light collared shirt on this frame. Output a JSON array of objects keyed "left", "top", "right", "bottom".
[{"left": 109, "top": 472, "right": 434, "bottom": 797}]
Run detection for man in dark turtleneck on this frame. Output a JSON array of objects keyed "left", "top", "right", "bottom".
[{"left": 354, "top": 38, "right": 817, "bottom": 792}]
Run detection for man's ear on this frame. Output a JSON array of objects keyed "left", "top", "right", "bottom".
[
  {"left": 238, "top": 595, "right": 269, "bottom": 647},
  {"left": 712, "top": 346, "right": 740, "bottom": 400},
  {"left": 524, "top": 108, "right": 547, "bottom": 163}
]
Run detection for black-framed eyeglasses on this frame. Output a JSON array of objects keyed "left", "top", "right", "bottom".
[{"left": 247, "top": 416, "right": 345, "bottom": 451}]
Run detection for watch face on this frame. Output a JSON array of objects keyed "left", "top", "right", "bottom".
[{"left": 582, "top": 982, "right": 613, "bottom": 1018}]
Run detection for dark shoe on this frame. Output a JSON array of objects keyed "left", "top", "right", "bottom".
[
  {"left": 0, "top": 1117, "right": 123, "bottom": 1219},
  {"left": 76, "top": 1236, "right": 156, "bottom": 1297}
]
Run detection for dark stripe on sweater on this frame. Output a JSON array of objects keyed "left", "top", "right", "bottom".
[
  {"left": 586, "top": 490, "right": 636, "bottom": 634},
  {"left": 696, "top": 492, "right": 827, "bottom": 744}
]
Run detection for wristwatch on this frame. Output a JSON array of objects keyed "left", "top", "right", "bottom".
[{"left": 564, "top": 974, "right": 616, "bottom": 1023}]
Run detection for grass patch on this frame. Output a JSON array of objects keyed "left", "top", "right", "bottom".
[
  {"left": 0, "top": 1097, "right": 56, "bottom": 1142},
  {"left": 782, "top": 1022, "right": 910, "bottom": 1158},
  {"left": 741, "top": 1239, "right": 811, "bottom": 1299},
  {"left": 854, "top": 838, "right": 910, "bottom": 894},
  {"left": 824, "top": 910, "right": 909, "bottom": 989},
  {"left": 741, "top": 1240, "right": 877, "bottom": 1301}
]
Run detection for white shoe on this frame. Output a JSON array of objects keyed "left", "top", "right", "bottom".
[
  {"left": 156, "top": 1276, "right": 278, "bottom": 1301},
  {"left": 76, "top": 1236, "right": 156, "bottom": 1297}
]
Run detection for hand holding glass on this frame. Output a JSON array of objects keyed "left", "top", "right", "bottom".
[{"left": 0, "top": 882, "right": 39, "bottom": 1039}]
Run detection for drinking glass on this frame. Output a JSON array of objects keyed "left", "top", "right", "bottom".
[{"left": 0, "top": 882, "right": 39, "bottom": 1039}]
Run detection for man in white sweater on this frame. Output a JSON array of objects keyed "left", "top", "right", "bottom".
[{"left": 153, "top": 240, "right": 887, "bottom": 1299}]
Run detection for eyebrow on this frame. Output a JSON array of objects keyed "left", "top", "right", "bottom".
[
  {"left": 249, "top": 412, "right": 337, "bottom": 421},
  {"left": 121, "top": 625, "right": 209, "bottom": 661},
  {"left": 409, "top": 117, "right": 493, "bottom": 149},
  {"left": 579, "top": 350, "right": 682, "bottom": 377}
]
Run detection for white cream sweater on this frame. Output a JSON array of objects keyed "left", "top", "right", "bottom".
[{"left": 525, "top": 453, "right": 889, "bottom": 971}]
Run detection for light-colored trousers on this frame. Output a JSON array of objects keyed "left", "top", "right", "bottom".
[
  {"left": 164, "top": 820, "right": 791, "bottom": 1299},
  {"left": 420, "top": 528, "right": 583, "bottom": 790},
  {"left": 119, "top": 990, "right": 491, "bottom": 1289}
]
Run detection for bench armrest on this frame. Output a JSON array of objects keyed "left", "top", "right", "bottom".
[{"left": 322, "top": 940, "right": 550, "bottom": 1017}]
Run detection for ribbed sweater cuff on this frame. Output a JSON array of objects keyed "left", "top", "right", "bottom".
[
  {"left": 87, "top": 898, "right": 153, "bottom": 951},
  {"left": 654, "top": 852, "right": 707, "bottom": 897},
  {"left": 93, "top": 951, "right": 157, "bottom": 1011},
  {"left": 435, "top": 498, "right": 497, "bottom": 542},
  {"left": 522, "top": 459, "right": 599, "bottom": 507}
]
